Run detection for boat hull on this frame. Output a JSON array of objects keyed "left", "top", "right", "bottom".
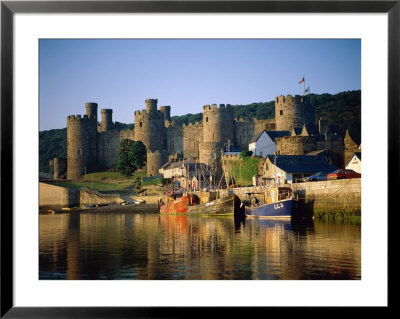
[
  {"left": 187, "top": 195, "right": 240, "bottom": 215},
  {"left": 159, "top": 195, "right": 191, "bottom": 214},
  {"left": 245, "top": 198, "right": 293, "bottom": 218}
]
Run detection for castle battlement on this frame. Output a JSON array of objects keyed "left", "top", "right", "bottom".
[
  {"left": 145, "top": 98, "right": 158, "bottom": 104},
  {"left": 203, "top": 103, "right": 233, "bottom": 111},
  {"left": 165, "top": 120, "right": 176, "bottom": 128},
  {"left": 159, "top": 105, "right": 171, "bottom": 111},
  {"left": 183, "top": 121, "right": 203, "bottom": 128},
  {"left": 276, "top": 94, "right": 309, "bottom": 105},
  {"left": 67, "top": 114, "right": 95, "bottom": 121}
]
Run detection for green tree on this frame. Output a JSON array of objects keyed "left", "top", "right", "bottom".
[
  {"left": 116, "top": 139, "right": 147, "bottom": 178},
  {"left": 240, "top": 150, "right": 253, "bottom": 159}
]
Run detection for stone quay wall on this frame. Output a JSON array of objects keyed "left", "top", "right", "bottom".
[
  {"left": 39, "top": 182, "right": 80, "bottom": 208},
  {"left": 79, "top": 188, "right": 124, "bottom": 205},
  {"left": 289, "top": 178, "right": 361, "bottom": 217},
  {"left": 39, "top": 182, "right": 123, "bottom": 209}
]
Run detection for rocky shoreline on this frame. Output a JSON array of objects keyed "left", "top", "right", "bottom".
[{"left": 39, "top": 202, "right": 159, "bottom": 215}]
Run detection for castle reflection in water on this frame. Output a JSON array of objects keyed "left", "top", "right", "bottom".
[{"left": 39, "top": 213, "right": 361, "bottom": 280}]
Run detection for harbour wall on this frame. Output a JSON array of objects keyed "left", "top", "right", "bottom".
[
  {"left": 39, "top": 182, "right": 80, "bottom": 208},
  {"left": 289, "top": 178, "right": 361, "bottom": 219},
  {"left": 39, "top": 182, "right": 123, "bottom": 209},
  {"left": 79, "top": 188, "right": 124, "bottom": 205}
]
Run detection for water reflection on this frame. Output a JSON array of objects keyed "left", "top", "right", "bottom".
[{"left": 39, "top": 213, "right": 361, "bottom": 280}]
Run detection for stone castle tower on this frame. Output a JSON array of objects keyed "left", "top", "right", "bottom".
[
  {"left": 67, "top": 103, "right": 99, "bottom": 180},
  {"left": 199, "top": 104, "right": 234, "bottom": 167},
  {"left": 134, "top": 99, "right": 168, "bottom": 176},
  {"left": 62, "top": 94, "right": 347, "bottom": 180},
  {"left": 274, "top": 94, "right": 315, "bottom": 132}
]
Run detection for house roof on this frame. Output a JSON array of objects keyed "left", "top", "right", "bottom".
[
  {"left": 265, "top": 130, "right": 291, "bottom": 142},
  {"left": 249, "top": 130, "right": 267, "bottom": 143},
  {"left": 266, "top": 155, "right": 338, "bottom": 174},
  {"left": 346, "top": 152, "right": 361, "bottom": 166},
  {"left": 306, "top": 149, "right": 333, "bottom": 156}
]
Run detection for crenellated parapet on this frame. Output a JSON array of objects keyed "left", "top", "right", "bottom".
[
  {"left": 203, "top": 103, "right": 233, "bottom": 111},
  {"left": 275, "top": 94, "right": 310, "bottom": 105},
  {"left": 182, "top": 121, "right": 203, "bottom": 129}
]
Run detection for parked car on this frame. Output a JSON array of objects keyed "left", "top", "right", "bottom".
[
  {"left": 327, "top": 169, "right": 361, "bottom": 180},
  {"left": 305, "top": 171, "right": 329, "bottom": 182}
]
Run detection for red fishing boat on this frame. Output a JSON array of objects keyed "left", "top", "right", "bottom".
[{"left": 158, "top": 193, "right": 200, "bottom": 214}]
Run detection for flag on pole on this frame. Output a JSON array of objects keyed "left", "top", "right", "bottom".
[
  {"left": 304, "top": 86, "right": 310, "bottom": 94},
  {"left": 298, "top": 76, "right": 305, "bottom": 84}
]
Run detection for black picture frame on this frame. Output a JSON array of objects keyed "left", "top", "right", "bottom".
[{"left": 1, "top": 1, "right": 395, "bottom": 317}]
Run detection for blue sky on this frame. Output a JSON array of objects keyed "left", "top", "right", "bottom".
[{"left": 39, "top": 39, "right": 361, "bottom": 131}]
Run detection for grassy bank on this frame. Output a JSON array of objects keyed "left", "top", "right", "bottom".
[
  {"left": 50, "top": 180, "right": 133, "bottom": 195},
  {"left": 226, "top": 156, "right": 263, "bottom": 186},
  {"left": 81, "top": 171, "right": 146, "bottom": 181},
  {"left": 47, "top": 171, "right": 146, "bottom": 194}
]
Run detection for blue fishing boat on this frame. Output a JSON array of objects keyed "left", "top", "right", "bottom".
[{"left": 245, "top": 186, "right": 294, "bottom": 218}]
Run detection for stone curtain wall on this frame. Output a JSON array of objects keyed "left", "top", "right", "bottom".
[{"left": 97, "top": 131, "right": 121, "bottom": 169}]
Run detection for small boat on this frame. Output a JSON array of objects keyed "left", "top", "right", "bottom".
[
  {"left": 187, "top": 193, "right": 242, "bottom": 216},
  {"left": 245, "top": 186, "right": 295, "bottom": 218}
]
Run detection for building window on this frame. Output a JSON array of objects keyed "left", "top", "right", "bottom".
[
  {"left": 280, "top": 110, "right": 283, "bottom": 115},
  {"left": 139, "top": 122, "right": 142, "bottom": 127},
  {"left": 206, "top": 117, "right": 208, "bottom": 122},
  {"left": 77, "top": 149, "right": 82, "bottom": 155}
]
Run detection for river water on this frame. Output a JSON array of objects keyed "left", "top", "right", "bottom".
[{"left": 39, "top": 212, "right": 361, "bottom": 280}]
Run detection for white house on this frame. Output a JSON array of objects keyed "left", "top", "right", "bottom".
[
  {"left": 346, "top": 152, "right": 361, "bottom": 173},
  {"left": 248, "top": 130, "right": 290, "bottom": 158}
]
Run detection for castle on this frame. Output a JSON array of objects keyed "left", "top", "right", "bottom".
[{"left": 58, "top": 94, "right": 350, "bottom": 180}]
